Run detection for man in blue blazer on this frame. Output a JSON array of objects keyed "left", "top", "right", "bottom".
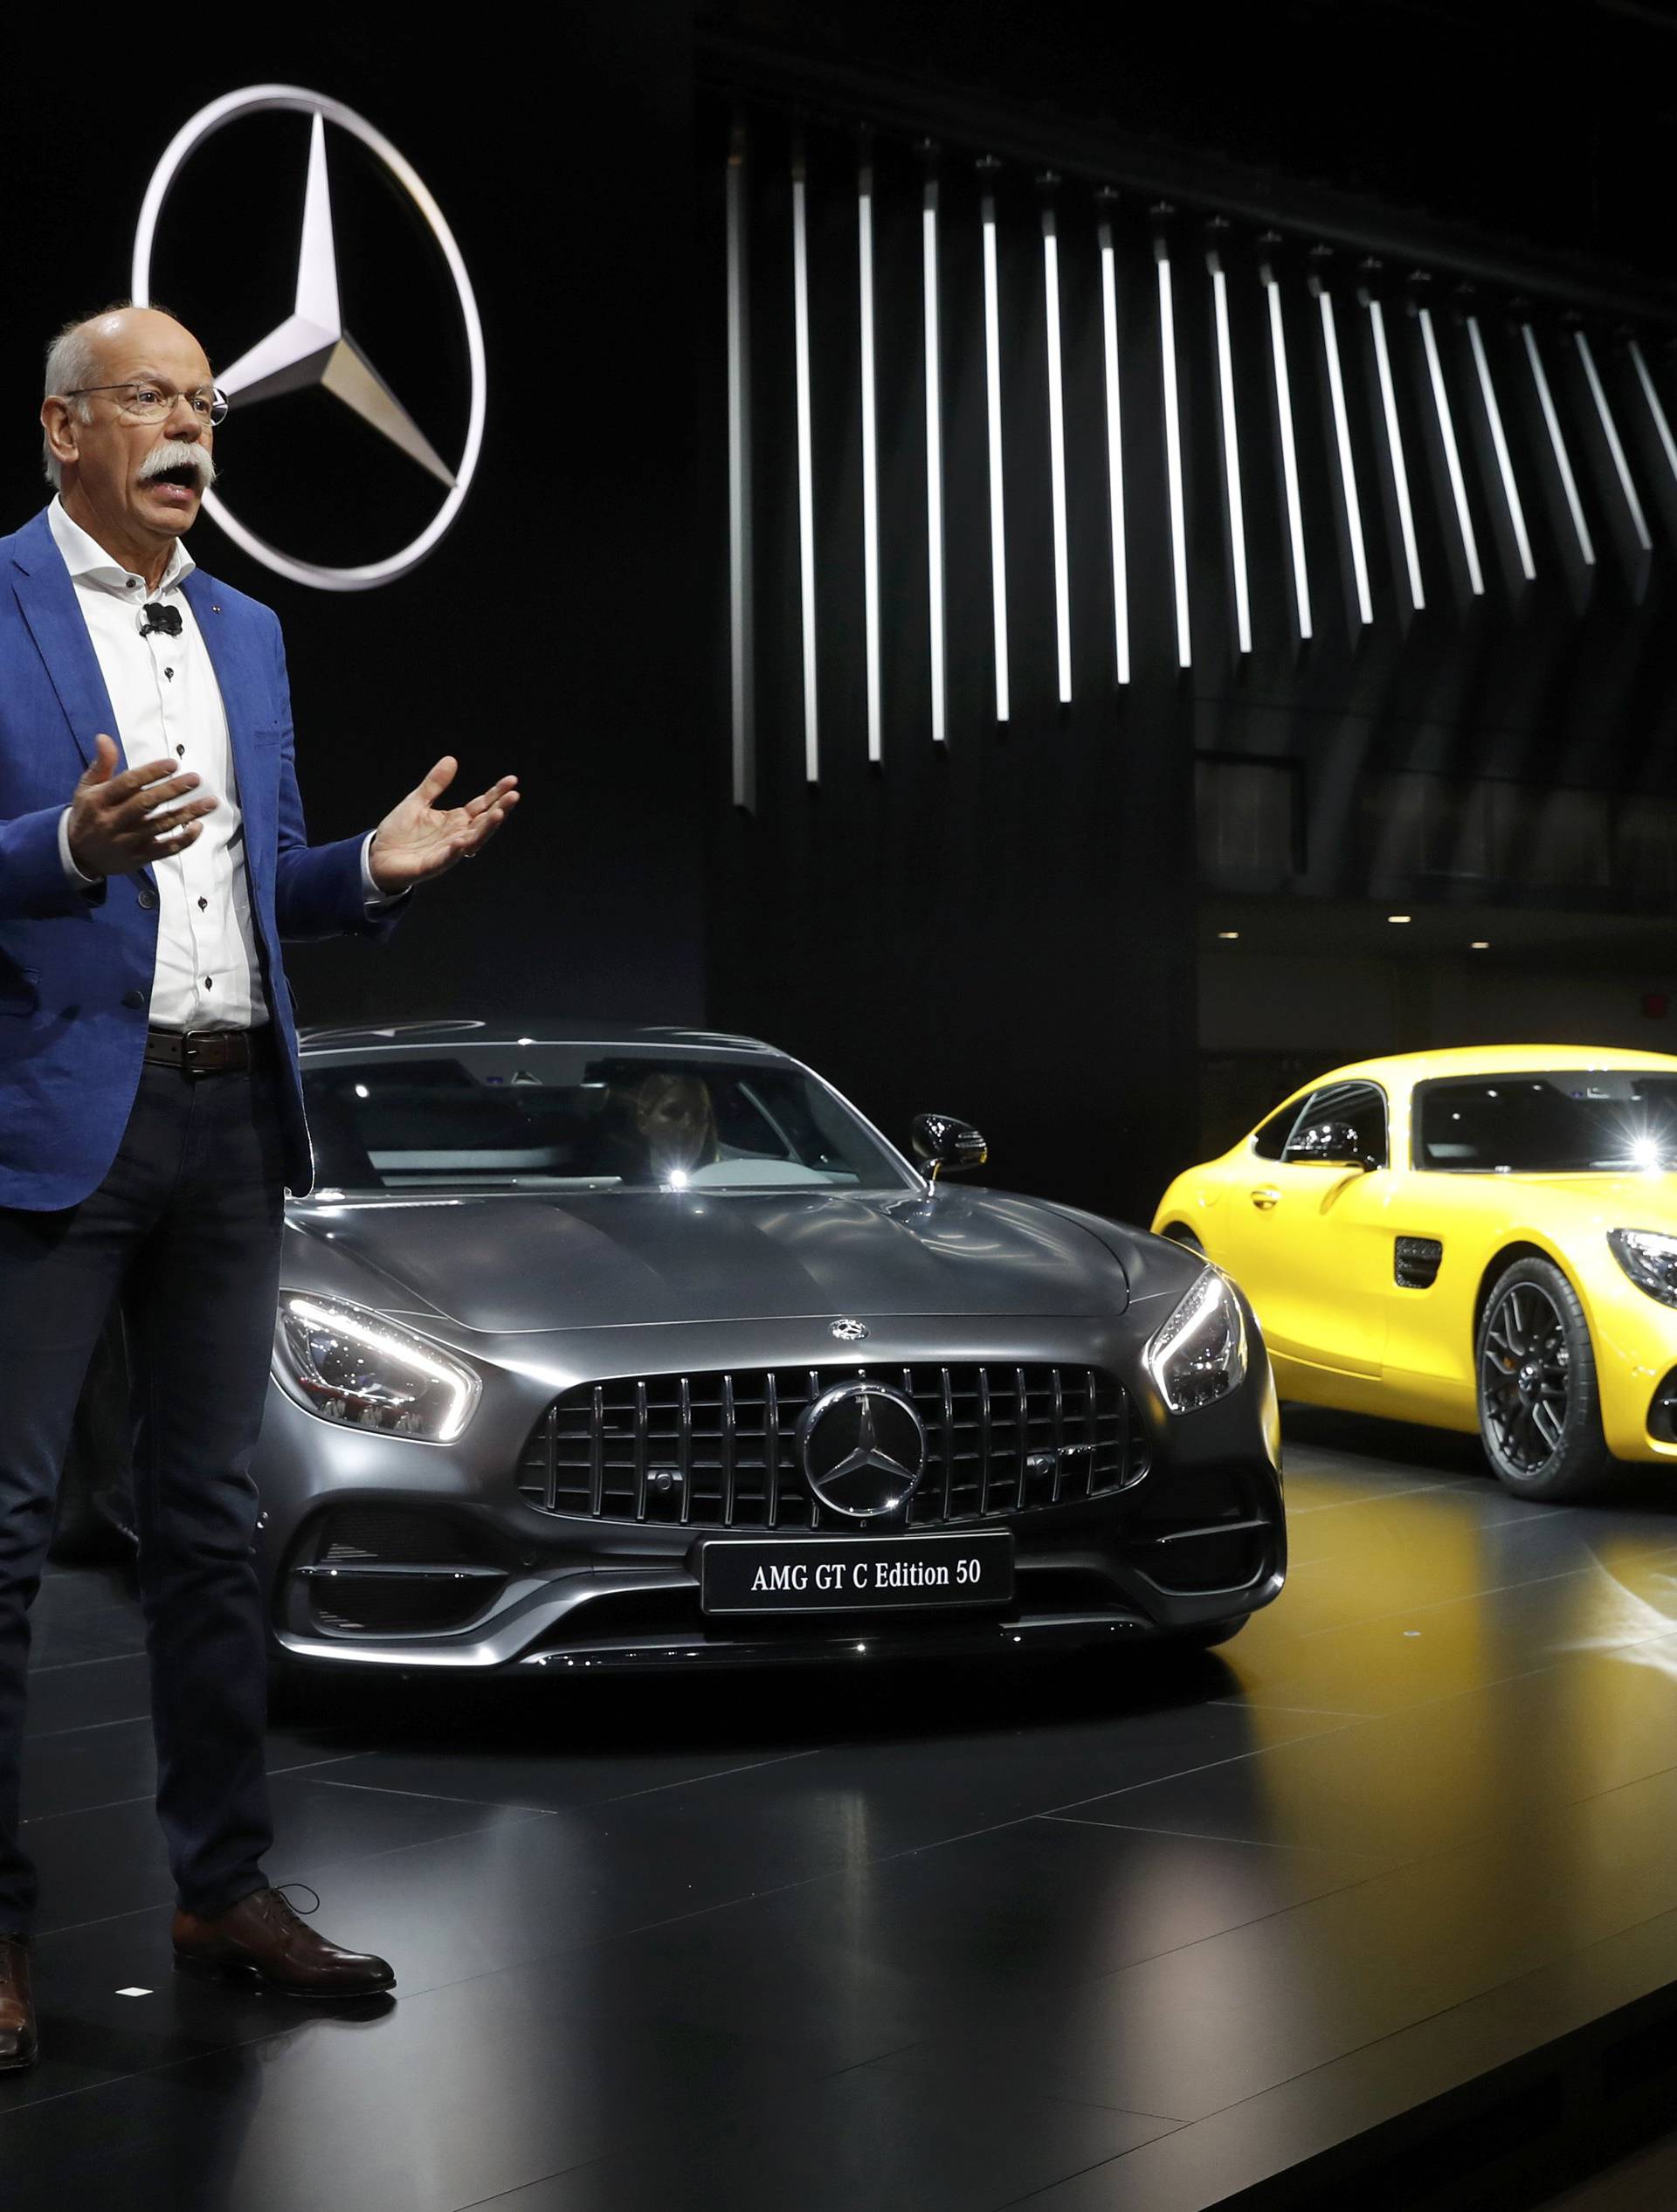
[{"left": 0, "top": 304, "right": 518, "bottom": 2065}]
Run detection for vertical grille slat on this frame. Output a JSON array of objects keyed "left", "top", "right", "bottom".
[
  {"left": 940, "top": 1367, "right": 956, "bottom": 1521},
  {"left": 588, "top": 1387, "right": 604, "bottom": 1515},
  {"left": 634, "top": 1378, "right": 650, "bottom": 1523},
  {"left": 678, "top": 1376, "right": 694, "bottom": 1525},
  {"left": 721, "top": 1372, "right": 738, "bottom": 1525},
  {"left": 519, "top": 1364, "right": 1143, "bottom": 1527},
  {"left": 977, "top": 1368, "right": 993, "bottom": 1515},
  {"left": 765, "top": 1372, "right": 783, "bottom": 1529}
]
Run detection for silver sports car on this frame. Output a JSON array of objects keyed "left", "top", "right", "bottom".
[{"left": 259, "top": 1023, "right": 1286, "bottom": 1676}]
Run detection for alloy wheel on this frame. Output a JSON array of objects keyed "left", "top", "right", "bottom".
[{"left": 1480, "top": 1280, "right": 1571, "bottom": 1473}]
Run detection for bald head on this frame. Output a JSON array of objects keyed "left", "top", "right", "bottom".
[{"left": 40, "top": 301, "right": 220, "bottom": 589}]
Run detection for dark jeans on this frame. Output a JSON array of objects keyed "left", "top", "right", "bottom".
[{"left": 0, "top": 1046, "right": 286, "bottom": 1933}]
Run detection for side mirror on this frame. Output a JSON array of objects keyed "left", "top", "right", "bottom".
[
  {"left": 1286, "top": 1120, "right": 1377, "bottom": 1172},
  {"left": 911, "top": 1113, "right": 989, "bottom": 1178}
]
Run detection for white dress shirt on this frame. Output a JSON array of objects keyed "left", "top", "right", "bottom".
[{"left": 49, "top": 498, "right": 388, "bottom": 1031}]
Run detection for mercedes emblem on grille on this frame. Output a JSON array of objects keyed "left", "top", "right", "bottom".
[
  {"left": 830, "top": 1318, "right": 868, "bottom": 1343},
  {"left": 797, "top": 1382, "right": 926, "bottom": 1519}
]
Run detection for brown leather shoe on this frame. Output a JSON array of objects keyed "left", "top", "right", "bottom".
[
  {"left": 172, "top": 1888, "right": 394, "bottom": 1998},
  {"left": 0, "top": 1936, "right": 38, "bottom": 2070}
]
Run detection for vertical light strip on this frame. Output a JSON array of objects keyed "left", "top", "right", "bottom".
[
  {"left": 1156, "top": 239, "right": 1191, "bottom": 668},
  {"left": 1418, "top": 306, "right": 1484, "bottom": 593},
  {"left": 725, "top": 119, "right": 755, "bottom": 810},
  {"left": 1264, "top": 273, "right": 1311, "bottom": 639},
  {"left": 1631, "top": 338, "right": 1677, "bottom": 491},
  {"left": 791, "top": 142, "right": 818, "bottom": 782},
  {"left": 1577, "top": 328, "right": 1653, "bottom": 549},
  {"left": 858, "top": 147, "right": 883, "bottom": 762},
  {"left": 1522, "top": 322, "right": 1594, "bottom": 564},
  {"left": 1043, "top": 196, "right": 1073, "bottom": 701},
  {"left": 1319, "top": 287, "right": 1374, "bottom": 624},
  {"left": 1466, "top": 316, "right": 1534, "bottom": 581},
  {"left": 1209, "top": 257, "right": 1252, "bottom": 653},
  {"left": 980, "top": 173, "right": 1010, "bottom": 719},
  {"left": 922, "top": 167, "right": 947, "bottom": 745},
  {"left": 1097, "top": 210, "right": 1130, "bottom": 685},
  {"left": 1368, "top": 299, "right": 1424, "bottom": 609}
]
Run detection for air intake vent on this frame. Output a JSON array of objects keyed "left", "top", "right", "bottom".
[{"left": 1395, "top": 1237, "right": 1444, "bottom": 1289}]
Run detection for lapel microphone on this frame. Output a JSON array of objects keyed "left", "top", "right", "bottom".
[{"left": 139, "top": 603, "right": 183, "bottom": 639}]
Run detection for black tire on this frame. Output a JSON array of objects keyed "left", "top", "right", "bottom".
[
  {"left": 1163, "top": 1225, "right": 1204, "bottom": 1254},
  {"left": 1475, "top": 1258, "right": 1612, "bottom": 1500},
  {"left": 1167, "top": 1614, "right": 1249, "bottom": 1651}
]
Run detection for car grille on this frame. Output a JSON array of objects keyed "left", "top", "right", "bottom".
[{"left": 516, "top": 1364, "right": 1145, "bottom": 1529}]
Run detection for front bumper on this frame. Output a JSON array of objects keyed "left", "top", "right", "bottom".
[{"left": 256, "top": 1313, "right": 1286, "bottom": 1674}]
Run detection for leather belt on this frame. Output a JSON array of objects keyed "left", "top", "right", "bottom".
[{"left": 143, "top": 1026, "right": 259, "bottom": 1077}]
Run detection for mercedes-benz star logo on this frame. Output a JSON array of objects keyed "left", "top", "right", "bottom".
[
  {"left": 798, "top": 1382, "right": 926, "bottom": 1519},
  {"left": 830, "top": 1319, "right": 868, "bottom": 1343},
  {"left": 133, "top": 85, "right": 486, "bottom": 592}
]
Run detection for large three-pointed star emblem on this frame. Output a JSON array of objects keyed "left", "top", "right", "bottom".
[
  {"left": 797, "top": 1382, "right": 927, "bottom": 1519},
  {"left": 133, "top": 85, "right": 487, "bottom": 590}
]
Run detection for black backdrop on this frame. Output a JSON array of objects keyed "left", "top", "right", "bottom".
[
  {"left": 14, "top": 10, "right": 1677, "bottom": 1230},
  {"left": 2, "top": 11, "right": 705, "bottom": 1037}
]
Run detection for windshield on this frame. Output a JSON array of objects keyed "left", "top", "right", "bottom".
[
  {"left": 300, "top": 1047, "right": 916, "bottom": 1195},
  {"left": 1414, "top": 1071, "right": 1677, "bottom": 1174}
]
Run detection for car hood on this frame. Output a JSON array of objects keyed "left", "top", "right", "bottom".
[{"left": 283, "top": 1187, "right": 1133, "bottom": 1333}]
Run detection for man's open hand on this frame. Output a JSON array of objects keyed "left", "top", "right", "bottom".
[
  {"left": 67, "top": 734, "right": 219, "bottom": 879},
  {"left": 367, "top": 757, "right": 519, "bottom": 895}
]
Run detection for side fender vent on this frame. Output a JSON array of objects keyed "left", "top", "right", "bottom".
[{"left": 1395, "top": 1236, "right": 1444, "bottom": 1289}]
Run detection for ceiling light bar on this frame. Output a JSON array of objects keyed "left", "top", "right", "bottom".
[
  {"left": 980, "top": 166, "right": 1010, "bottom": 720},
  {"left": 1521, "top": 323, "right": 1594, "bottom": 564},
  {"left": 791, "top": 141, "right": 818, "bottom": 782},
  {"left": 1318, "top": 285, "right": 1374, "bottom": 624},
  {"left": 1575, "top": 328, "right": 1652, "bottom": 551},
  {"left": 1630, "top": 338, "right": 1677, "bottom": 492},
  {"left": 922, "top": 162, "right": 947, "bottom": 745},
  {"left": 725, "top": 119, "right": 755, "bottom": 810},
  {"left": 1263, "top": 271, "right": 1311, "bottom": 641},
  {"left": 858, "top": 145, "right": 883, "bottom": 762},
  {"left": 1043, "top": 190, "right": 1073, "bottom": 701},
  {"left": 1418, "top": 306, "right": 1484, "bottom": 595},
  {"left": 1366, "top": 296, "right": 1423, "bottom": 610},
  {"left": 1466, "top": 315, "right": 1535, "bottom": 581},
  {"left": 1209, "top": 252, "right": 1252, "bottom": 653},
  {"left": 1156, "top": 233, "right": 1191, "bottom": 668},
  {"left": 1097, "top": 203, "right": 1130, "bottom": 685}
]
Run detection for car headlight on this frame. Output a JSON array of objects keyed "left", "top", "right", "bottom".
[
  {"left": 1608, "top": 1229, "right": 1677, "bottom": 1310},
  {"left": 1142, "top": 1266, "right": 1248, "bottom": 1414},
  {"left": 274, "top": 1294, "right": 481, "bottom": 1442}
]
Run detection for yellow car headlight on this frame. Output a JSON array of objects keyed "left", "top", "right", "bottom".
[
  {"left": 1143, "top": 1266, "right": 1248, "bottom": 1414},
  {"left": 1608, "top": 1229, "right": 1677, "bottom": 1311}
]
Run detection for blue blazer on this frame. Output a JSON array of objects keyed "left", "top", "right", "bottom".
[{"left": 0, "top": 506, "right": 397, "bottom": 1209}]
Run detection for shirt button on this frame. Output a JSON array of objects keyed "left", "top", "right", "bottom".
[
  {"left": 204, "top": 977, "right": 214, "bottom": 989},
  {"left": 176, "top": 745, "right": 185, "bottom": 758},
  {"left": 137, "top": 887, "right": 158, "bottom": 912},
  {"left": 197, "top": 896, "right": 208, "bottom": 912},
  {"left": 121, "top": 988, "right": 146, "bottom": 1010}
]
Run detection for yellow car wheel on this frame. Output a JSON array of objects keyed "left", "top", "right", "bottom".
[{"left": 1475, "top": 1258, "right": 1612, "bottom": 1501}]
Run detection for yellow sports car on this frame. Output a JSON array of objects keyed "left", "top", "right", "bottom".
[{"left": 1152, "top": 1046, "right": 1677, "bottom": 1500}]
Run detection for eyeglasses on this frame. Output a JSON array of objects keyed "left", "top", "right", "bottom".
[{"left": 59, "top": 382, "right": 229, "bottom": 427}]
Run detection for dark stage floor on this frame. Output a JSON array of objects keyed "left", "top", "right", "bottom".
[{"left": 7, "top": 1413, "right": 1677, "bottom": 2212}]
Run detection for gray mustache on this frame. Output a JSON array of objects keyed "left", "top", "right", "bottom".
[{"left": 138, "top": 439, "right": 217, "bottom": 491}]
